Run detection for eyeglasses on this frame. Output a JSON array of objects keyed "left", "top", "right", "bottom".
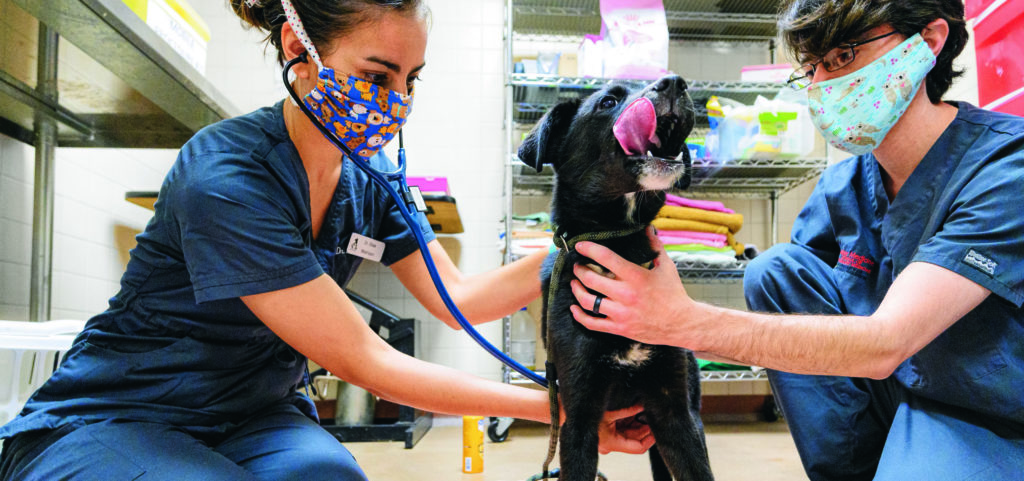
[{"left": 787, "top": 30, "right": 900, "bottom": 89}]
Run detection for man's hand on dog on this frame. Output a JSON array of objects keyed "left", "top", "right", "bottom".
[
  {"left": 598, "top": 405, "right": 655, "bottom": 455},
  {"left": 569, "top": 226, "right": 696, "bottom": 348}
]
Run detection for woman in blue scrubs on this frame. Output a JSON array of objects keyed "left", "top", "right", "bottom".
[
  {"left": 0, "top": 1, "right": 651, "bottom": 479},
  {"left": 565, "top": 1, "right": 1024, "bottom": 480}
]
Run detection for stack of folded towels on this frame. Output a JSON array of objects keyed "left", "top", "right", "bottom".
[
  {"left": 505, "top": 212, "right": 554, "bottom": 258},
  {"left": 652, "top": 193, "right": 744, "bottom": 266}
]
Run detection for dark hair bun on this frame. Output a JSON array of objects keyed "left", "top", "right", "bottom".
[{"left": 228, "top": 0, "right": 427, "bottom": 65}]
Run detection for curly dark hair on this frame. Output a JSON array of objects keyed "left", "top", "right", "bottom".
[
  {"left": 778, "top": 0, "right": 969, "bottom": 103},
  {"left": 230, "top": 0, "right": 428, "bottom": 65}
]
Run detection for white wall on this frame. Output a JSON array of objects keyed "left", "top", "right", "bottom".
[{"left": 0, "top": 140, "right": 176, "bottom": 321}]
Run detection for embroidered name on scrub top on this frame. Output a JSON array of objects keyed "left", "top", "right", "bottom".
[
  {"left": 963, "top": 248, "right": 997, "bottom": 276},
  {"left": 838, "top": 250, "right": 876, "bottom": 274}
]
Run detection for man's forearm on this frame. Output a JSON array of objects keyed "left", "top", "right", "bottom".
[{"left": 690, "top": 302, "right": 904, "bottom": 379}]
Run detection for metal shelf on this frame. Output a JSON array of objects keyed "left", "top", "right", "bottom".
[
  {"left": 509, "top": 251, "right": 746, "bottom": 283},
  {"left": 511, "top": 74, "right": 785, "bottom": 126},
  {"left": 510, "top": 368, "right": 767, "bottom": 386},
  {"left": 512, "top": 74, "right": 785, "bottom": 92},
  {"left": 510, "top": 157, "right": 826, "bottom": 197},
  {"left": 677, "top": 259, "right": 747, "bottom": 283},
  {"left": 700, "top": 369, "right": 769, "bottom": 382},
  {"left": 512, "top": 0, "right": 783, "bottom": 42},
  {"left": 516, "top": 100, "right": 711, "bottom": 124},
  {"left": 1, "top": 0, "right": 239, "bottom": 148}
]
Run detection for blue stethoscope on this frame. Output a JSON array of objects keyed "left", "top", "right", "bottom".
[{"left": 283, "top": 54, "right": 548, "bottom": 387}]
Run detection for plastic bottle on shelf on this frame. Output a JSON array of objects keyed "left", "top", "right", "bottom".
[{"left": 509, "top": 307, "right": 536, "bottom": 370}]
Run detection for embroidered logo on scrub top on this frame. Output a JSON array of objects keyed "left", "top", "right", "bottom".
[
  {"left": 838, "top": 250, "right": 875, "bottom": 273},
  {"left": 963, "top": 249, "right": 997, "bottom": 276}
]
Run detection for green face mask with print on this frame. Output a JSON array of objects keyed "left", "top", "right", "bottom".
[{"left": 807, "top": 34, "right": 937, "bottom": 155}]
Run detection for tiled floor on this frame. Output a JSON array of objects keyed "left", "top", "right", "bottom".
[{"left": 345, "top": 418, "right": 807, "bottom": 481}]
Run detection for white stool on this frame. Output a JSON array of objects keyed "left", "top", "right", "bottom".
[{"left": 0, "top": 320, "right": 86, "bottom": 424}]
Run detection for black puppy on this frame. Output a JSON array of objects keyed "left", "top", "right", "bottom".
[{"left": 518, "top": 75, "right": 713, "bottom": 481}]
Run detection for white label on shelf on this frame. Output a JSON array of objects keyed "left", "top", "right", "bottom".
[{"left": 146, "top": 0, "right": 207, "bottom": 74}]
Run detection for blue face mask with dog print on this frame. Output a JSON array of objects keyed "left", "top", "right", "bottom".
[
  {"left": 280, "top": 0, "right": 413, "bottom": 160},
  {"left": 806, "top": 33, "right": 936, "bottom": 155},
  {"left": 303, "top": 69, "right": 413, "bottom": 159}
]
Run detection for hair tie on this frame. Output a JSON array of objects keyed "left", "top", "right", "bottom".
[{"left": 245, "top": 0, "right": 262, "bottom": 7}]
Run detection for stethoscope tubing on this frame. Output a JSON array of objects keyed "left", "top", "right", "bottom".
[{"left": 283, "top": 55, "right": 548, "bottom": 387}]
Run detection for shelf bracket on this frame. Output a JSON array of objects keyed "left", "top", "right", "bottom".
[{"left": 0, "top": 70, "right": 94, "bottom": 140}]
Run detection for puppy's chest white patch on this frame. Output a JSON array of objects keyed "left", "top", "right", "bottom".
[
  {"left": 584, "top": 259, "right": 653, "bottom": 367},
  {"left": 613, "top": 343, "right": 652, "bottom": 367}
]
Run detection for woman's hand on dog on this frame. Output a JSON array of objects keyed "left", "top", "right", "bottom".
[
  {"left": 599, "top": 405, "right": 656, "bottom": 454},
  {"left": 569, "top": 226, "right": 696, "bottom": 348},
  {"left": 557, "top": 397, "right": 653, "bottom": 454}
]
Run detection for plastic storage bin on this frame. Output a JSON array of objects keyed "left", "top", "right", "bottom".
[
  {"left": 0, "top": 320, "right": 85, "bottom": 424},
  {"left": 740, "top": 64, "right": 794, "bottom": 83}
]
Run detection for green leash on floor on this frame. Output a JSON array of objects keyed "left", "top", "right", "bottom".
[{"left": 528, "top": 225, "right": 645, "bottom": 481}]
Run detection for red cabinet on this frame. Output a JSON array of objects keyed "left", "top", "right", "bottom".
[{"left": 968, "top": 0, "right": 1024, "bottom": 115}]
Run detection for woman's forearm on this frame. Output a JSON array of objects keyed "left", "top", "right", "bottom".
[
  {"left": 392, "top": 241, "right": 547, "bottom": 328},
  {"left": 354, "top": 341, "right": 550, "bottom": 422},
  {"left": 448, "top": 249, "right": 547, "bottom": 324},
  {"left": 245, "top": 275, "right": 551, "bottom": 422}
]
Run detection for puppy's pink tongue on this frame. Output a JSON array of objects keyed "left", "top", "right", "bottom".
[{"left": 613, "top": 97, "right": 658, "bottom": 155}]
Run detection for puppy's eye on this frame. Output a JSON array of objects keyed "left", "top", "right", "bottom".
[{"left": 599, "top": 96, "right": 618, "bottom": 109}]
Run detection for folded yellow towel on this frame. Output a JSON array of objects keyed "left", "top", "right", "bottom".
[
  {"left": 650, "top": 219, "right": 744, "bottom": 255},
  {"left": 657, "top": 206, "right": 744, "bottom": 233},
  {"left": 652, "top": 218, "right": 728, "bottom": 234},
  {"left": 726, "top": 232, "right": 744, "bottom": 256}
]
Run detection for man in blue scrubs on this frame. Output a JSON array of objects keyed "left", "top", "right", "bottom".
[{"left": 565, "top": 1, "right": 1024, "bottom": 479}]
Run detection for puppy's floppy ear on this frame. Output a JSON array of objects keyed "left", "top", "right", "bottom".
[{"left": 518, "top": 99, "right": 580, "bottom": 173}]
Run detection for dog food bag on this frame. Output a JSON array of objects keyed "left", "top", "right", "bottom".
[{"left": 599, "top": 0, "right": 670, "bottom": 79}]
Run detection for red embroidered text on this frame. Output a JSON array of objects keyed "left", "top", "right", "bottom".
[{"left": 839, "top": 250, "right": 875, "bottom": 273}]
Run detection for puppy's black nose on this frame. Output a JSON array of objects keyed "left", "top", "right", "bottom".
[{"left": 652, "top": 75, "right": 687, "bottom": 95}]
